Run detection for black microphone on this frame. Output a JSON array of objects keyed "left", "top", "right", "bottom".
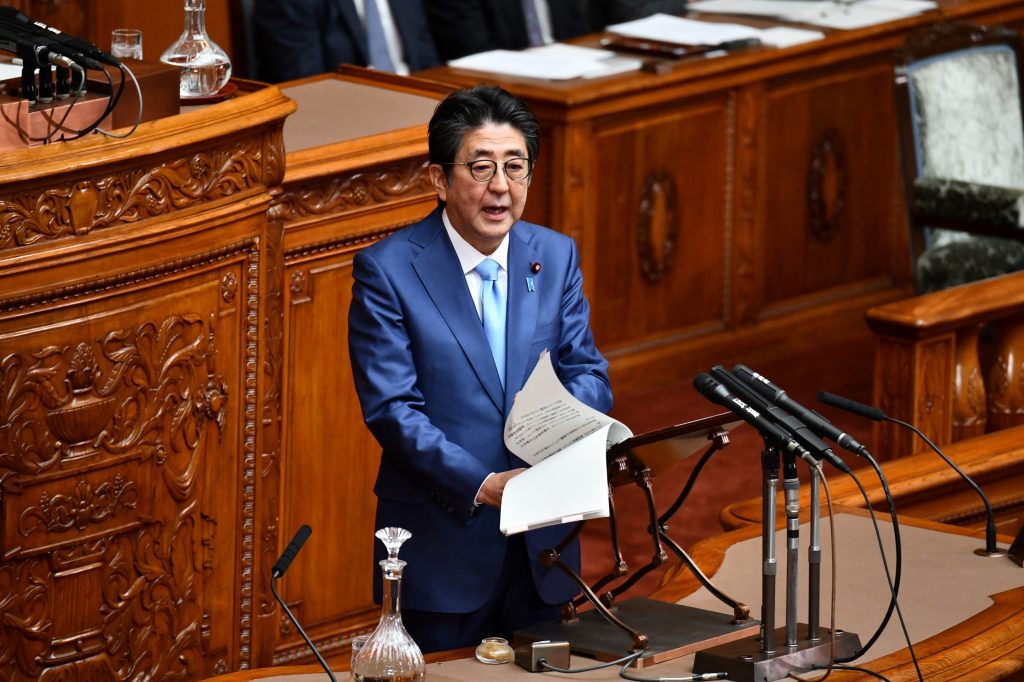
[
  {"left": 734, "top": 364, "right": 870, "bottom": 457},
  {"left": 0, "top": 8, "right": 110, "bottom": 68},
  {"left": 712, "top": 366, "right": 851, "bottom": 474},
  {"left": 818, "top": 391, "right": 1005, "bottom": 557},
  {"left": 270, "top": 526, "right": 339, "bottom": 681},
  {"left": 694, "top": 372, "right": 813, "bottom": 464},
  {"left": 272, "top": 524, "right": 311, "bottom": 578}
]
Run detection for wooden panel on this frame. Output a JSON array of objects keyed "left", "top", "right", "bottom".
[
  {"left": 761, "top": 62, "right": 899, "bottom": 310},
  {"left": 590, "top": 96, "right": 730, "bottom": 351},
  {"left": 278, "top": 251, "right": 380, "bottom": 657}
]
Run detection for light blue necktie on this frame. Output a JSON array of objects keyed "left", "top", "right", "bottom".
[
  {"left": 521, "top": 0, "right": 545, "bottom": 47},
  {"left": 364, "top": 0, "right": 396, "bottom": 71},
  {"left": 475, "top": 258, "right": 506, "bottom": 388}
]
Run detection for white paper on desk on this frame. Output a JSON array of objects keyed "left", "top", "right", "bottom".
[
  {"left": 499, "top": 425, "right": 611, "bottom": 535},
  {"left": 448, "top": 47, "right": 641, "bottom": 80},
  {"left": 524, "top": 43, "right": 644, "bottom": 78},
  {"left": 504, "top": 350, "right": 631, "bottom": 466},
  {"left": 782, "top": 0, "right": 935, "bottom": 29},
  {"left": 606, "top": 13, "right": 761, "bottom": 45},
  {"left": 687, "top": 0, "right": 822, "bottom": 18},
  {"left": 758, "top": 26, "right": 825, "bottom": 47}
]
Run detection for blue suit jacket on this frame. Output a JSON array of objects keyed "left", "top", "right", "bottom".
[
  {"left": 348, "top": 209, "right": 612, "bottom": 613},
  {"left": 253, "top": 0, "right": 440, "bottom": 83}
]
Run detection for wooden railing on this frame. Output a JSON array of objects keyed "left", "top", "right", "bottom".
[{"left": 866, "top": 270, "right": 1024, "bottom": 458}]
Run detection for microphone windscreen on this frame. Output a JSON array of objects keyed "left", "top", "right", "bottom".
[{"left": 818, "top": 391, "right": 886, "bottom": 421}]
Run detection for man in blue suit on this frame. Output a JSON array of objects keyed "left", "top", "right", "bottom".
[
  {"left": 348, "top": 86, "right": 612, "bottom": 652},
  {"left": 252, "top": 0, "right": 439, "bottom": 83}
]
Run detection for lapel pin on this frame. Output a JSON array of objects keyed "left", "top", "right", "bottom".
[
  {"left": 526, "top": 277, "right": 535, "bottom": 292},
  {"left": 531, "top": 262, "right": 541, "bottom": 273}
]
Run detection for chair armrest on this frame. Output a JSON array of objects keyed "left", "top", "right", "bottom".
[{"left": 913, "top": 176, "right": 1024, "bottom": 233}]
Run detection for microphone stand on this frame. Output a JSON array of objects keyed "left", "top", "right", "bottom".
[
  {"left": 807, "top": 464, "right": 822, "bottom": 643},
  {"left": 782, "top": 450, "right": 800, "bottom": 650},
  {"left": 760, "top": 443, "right": 780, "bottom": 656}
]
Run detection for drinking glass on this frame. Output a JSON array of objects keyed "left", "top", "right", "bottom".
[{"left": 111, "top": 29, "right": 143, "bottom": 60}]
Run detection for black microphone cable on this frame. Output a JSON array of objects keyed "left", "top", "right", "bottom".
[
  {"left": 97, "top": 60, "right": 143, "bottom": 138},
  {"left": 819, "top": 391, "right": 1004, "bottom": 557}
]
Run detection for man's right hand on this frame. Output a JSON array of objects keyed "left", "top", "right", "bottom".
[{"left": 477, "top": 468, "right": 526, "bottom": 509}]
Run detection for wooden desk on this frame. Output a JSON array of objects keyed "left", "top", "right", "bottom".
[
  {"left": 208, "top": 511, "right": 1024, "bottom": 681},
  {"left": 0, "top": 86, "right": 295, "bottom": 679},
  {"left": 417, "top": 0, "right": 1024, "bottom": 392}
]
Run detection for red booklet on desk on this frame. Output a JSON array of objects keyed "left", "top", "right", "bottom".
[{"left": 600, "top": 35, "right": 761, "bottom": 58}]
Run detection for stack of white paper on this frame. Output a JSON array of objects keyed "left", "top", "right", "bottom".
[
  {"left": 448, "top": 44, "right": 642, "bottom": 81},
  {"left": 605, "top": 12, "right": 761, "bottom": 45},
  {"left": 687, "top": 0, "right": 936, "bottom": 30}
]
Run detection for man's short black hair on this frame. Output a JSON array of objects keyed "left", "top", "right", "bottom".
[{"left": 428, "top": 85, "right": 539, "bottom": 184}]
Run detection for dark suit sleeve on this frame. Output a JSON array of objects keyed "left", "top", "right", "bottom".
[
  {"left": 423, "top": 0, "right": 508, "bottom": 61},
  {"left": 394, "top": 0, "right": 441, "bottom": 70},
  {"left": 252, "top": 0, "right": 334, "bottom": 82},
  {"left": 598, "top": 0, "right": 688, "bottom": 25},
  {"left": 554, "top": 239, "right": 613, "bottom": 413},
  {"left": 348, "top": 249, "right": 493, "bottom": 521}
]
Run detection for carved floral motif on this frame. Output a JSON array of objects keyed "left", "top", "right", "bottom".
[
  {"left": 635, "top": 173, "right": 679, "bottom": 285},
  {"left": 19, "top": 474, "right": 139, "bottom": 536},
  {"left": 0, "top": 139, "right": 264, "bottom": 250},
  {"left": 807, "top": 130, "right": 848, "bottom": 242},
  {"left": 0, "top": 314, "right": 230, "bottom": 680},
  {"left": 273, "top": 158, "right": 432, "bottom": 222}
]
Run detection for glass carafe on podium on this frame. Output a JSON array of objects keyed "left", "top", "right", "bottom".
[
  {"left": 159, "top": 0, "right": 231, "bottom": 98},
  {"left": 351, "top": 527, "right": 426, "bottom": 682}
]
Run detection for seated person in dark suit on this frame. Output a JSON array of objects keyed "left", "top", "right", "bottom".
[
  {"left": 253, "top": 0, "right": 440, "bottom": 83},
  {"left": 588, "top": 0, "right": 689, "bottom": 30},
  {"left": 424, "top": 0, "right": 591, "bottom": 61}
]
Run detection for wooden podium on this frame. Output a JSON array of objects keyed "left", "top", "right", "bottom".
[{"left": 208, "top": 510, "right": 1024, "bottom": 682}]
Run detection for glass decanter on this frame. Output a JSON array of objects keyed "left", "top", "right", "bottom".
[
  {"left": 159, "top": 0, "right": 231, "bottom": 98},
  {"left": 351, "top": 528, "right": 426, "bottom": 682}
]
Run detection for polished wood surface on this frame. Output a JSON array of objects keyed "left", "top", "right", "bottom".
[
  {"left": 718, "top": 425, "right": 1024, "bottom": 538},
  {"left": 417, "top": 0, "right": 1024, "bottom": 394},
  {"left": 0, "top": 85, "right": 294, "bottom": 679},
  {"left": 867, "top": 270, "right": 1024, "bottom": 457}
]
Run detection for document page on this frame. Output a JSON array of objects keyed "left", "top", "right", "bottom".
[
  {"left": 504, "top": 350, "right": 631, "bottom": 466},
  {"left": 499, "top": 351, "right": 632, "bottom": 535}
]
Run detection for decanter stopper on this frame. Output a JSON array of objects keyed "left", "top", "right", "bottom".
[{"left": 376, "top": 527, "right": 411, "bottom": 562}]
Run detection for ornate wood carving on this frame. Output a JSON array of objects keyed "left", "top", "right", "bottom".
[
  {"left": 0, "top": 313, "right": 228, "bottom": 681},
  {"left": 273, "top": 158, "right": 432, "bottom": 223},
  {"left": 0, "top": 137, "right": 264, "bottom": 250},
  {"left": 953, "top": 325, "right": 986, "bottom": 441},
  {"left": 806, "top": 130, "right": 847, "bottom": 242},
  {"left": 635, "top": 172, "right": 679, "bottom": 285},
  {"left": 987, "top": 315, "right": 1024, "bottom": 430}
]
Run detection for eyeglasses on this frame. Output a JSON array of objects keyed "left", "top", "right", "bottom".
[{"left": 443, "top": 158, "right": 533, "bottom": 182}]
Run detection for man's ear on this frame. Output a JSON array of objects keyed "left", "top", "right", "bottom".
[{"left": 428, "top": 164, "right": 448, "bottom": 203}]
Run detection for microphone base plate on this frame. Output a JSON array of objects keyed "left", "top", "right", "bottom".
[
  {"left": 974, "top": 547, "right": 1008, "bottom": 558},
  {"left": 694, "top": 625, "right": 861, "bottom": 682}
]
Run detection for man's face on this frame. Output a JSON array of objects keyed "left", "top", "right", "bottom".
[{"left": 429, "top": 123, "right": 530, "bottom": 255}]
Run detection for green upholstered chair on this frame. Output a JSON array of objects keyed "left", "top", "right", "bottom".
[{"left": 894, "top": 22, "right": 1024, "bottom": 293}]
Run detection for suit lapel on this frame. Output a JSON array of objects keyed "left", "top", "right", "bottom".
[
  {"left": 337, "top": 0, "right": 368, "bottom": 61},
  {"left": 505, "top": 225, "right": 540, "bottom": 412},
  {"left": 410, "top": 216, "right": 505, "bottom": 412}
]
